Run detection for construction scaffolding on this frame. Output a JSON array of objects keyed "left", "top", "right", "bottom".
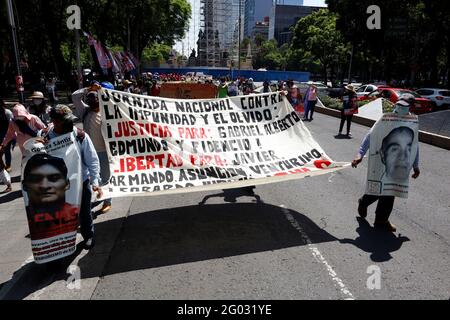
[{"left": 198, "top": 0, "right": 233, "bottom": 67}]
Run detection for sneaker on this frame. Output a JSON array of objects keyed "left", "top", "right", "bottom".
[
  {"left": 374, "top": 220, "right": 397, "bottom": 232},
  {"left": 357, "top": 199, "right": 367, "bottom": 218},
  {"left": 100, "top": 203, "right": 112, "bottom": 214},
  {"left": 82, "top": 237, "right": 95, "bottom": 250},
  {"left": 1, "top": 185, "right": 12, "bottom": 193},
  {"left": 347, "top": 132, "right": 353, "bottom": 138}
]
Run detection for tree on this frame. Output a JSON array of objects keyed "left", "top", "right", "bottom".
[
  {"left": 288, "top": 9, "right": 350, "bottom": 84},
  {"left": 252, "top": 39, "right": 286, "bottom": 70},
  {"left": 1, "top": 0, "right": 191, "bottom": 84},
  {"left": 326, "top": 0, "right": 450, "bottom": 87},
  {"left": 141, "top": 43, "right": 172, "bottom": 65}
]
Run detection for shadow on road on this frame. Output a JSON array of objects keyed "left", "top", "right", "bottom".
[
  {"left": 334, "top": 134, "right": 351, "bottom": 140},
  {"left": 198, "top": 187, "right": 262, "bottom": 205},
  {"left": 0, "top": 190, "right": 22, "bottom": 204},
  {"left": 0, "top": 201, "right": 338, "bottom": 299},
  {"left": 339, "top": 217, "right": 410, "bottom": 262}
]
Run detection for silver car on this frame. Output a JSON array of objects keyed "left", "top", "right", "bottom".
[{"left": 415, "top": 88, "right": 450, "bottom": 110}]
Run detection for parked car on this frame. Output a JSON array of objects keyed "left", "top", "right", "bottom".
[
  {"left": 356, "top": 84, "right": 391, "bottom": 100},
  {"left": 415, "top": 88, "right": 450, "bottom": 110},
  {"left": 361, "top": 88, "right": 433, "bottom": 114}
]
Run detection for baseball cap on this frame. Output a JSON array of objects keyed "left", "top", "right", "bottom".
[
  {"left": 399, "top": 93, "right": 415, "bottom": 104},
  {"left": 50, "top": 104, "right": 77, "bottom": 121}
]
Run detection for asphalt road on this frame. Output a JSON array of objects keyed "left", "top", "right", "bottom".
[{"left": 0, "top": 112, "right": 449, "bottom": 300}]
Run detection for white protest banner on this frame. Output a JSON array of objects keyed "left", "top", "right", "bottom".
[
  {"left": 99, "top": 89, "right": 350, "bottom": 198},
  {"left": 366, "top": 113, "right": 419, "bottom": 198},
  {"left": 21, "top": 131, "right": 82, "bottom": 264}
]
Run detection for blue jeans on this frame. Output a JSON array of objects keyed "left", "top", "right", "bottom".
[
  {"left": 97, "top": 151, "right": 112, "bottom": 206},
  {"left": 80, "top": 180, "right": 94, "bottom": 240}
]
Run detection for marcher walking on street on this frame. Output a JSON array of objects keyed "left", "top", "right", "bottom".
[
  {"left": 351, "top": 94, "right": 420, "bottom": 232},
  {"left": 339, "top": 84, "right": 358, "bottom": 138}
]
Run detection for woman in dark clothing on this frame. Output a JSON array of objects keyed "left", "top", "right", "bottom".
[
  {"left": 339, "top": 84, "right": 358, "bottom": 138},
  {"left": 0, "top": 99, "right": 13, "bottom": 172}
]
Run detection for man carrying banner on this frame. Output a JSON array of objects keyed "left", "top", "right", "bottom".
[
  {"left": 351, "top": 93, "right": 420, "bottom": 232},
  {"left": 39, "top": 105, "right": 102, "bottom": 249},
  {"left": 72, "top": 83, "right": 112, "bottom": 214}
]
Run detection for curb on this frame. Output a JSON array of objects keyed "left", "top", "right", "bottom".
[{"left": 315, "top": 105, "right": 450, "bottom": 150}]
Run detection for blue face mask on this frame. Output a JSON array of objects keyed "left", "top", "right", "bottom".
[{"left": 394, "top": 105, "right": 410, "bottom": 116}]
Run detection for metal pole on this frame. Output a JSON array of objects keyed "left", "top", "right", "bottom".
[
  {"left": 238, "top": 0, "right": 241, "bottom": 77},
  {"left": 75, "top": 29, "right": 83, "bottom": 88},
  {"left": 6, "top": 0, "right": 24, "bottom": 103},
  {"left": 347, "top": 43, "right": 354, "bottom": 84}
]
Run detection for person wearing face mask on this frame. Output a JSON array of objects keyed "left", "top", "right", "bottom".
[
  {"left": 0, "top": 104, "right": 46, "bottom": 157},
  {"left": 27, "top": 91, "right": 52, "bottom": 126},
  {"left": 72, "top": 82, "right": 112, "bottom": 214},
  {"left": 351, "top": 93, "right": 420, "bottom": 232}
]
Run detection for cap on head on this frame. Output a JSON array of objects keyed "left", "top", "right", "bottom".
[
  {"left": 100, "top": 81, "right": 114, "bottom": 90},
  {"left": 23, "top": 153, "right": 68, "bottom": 182},
  {"left": 345, "top": 84, "right": 355, "bottom": 92},
  {"left": 29, "top": 91, "right": 45, "bottom": 100},
  {"left": 50, "top": 104, "right": 76, "bottom": 121},
  {"left": 399, "top": 93, "right": 415, "bottom": 104}
]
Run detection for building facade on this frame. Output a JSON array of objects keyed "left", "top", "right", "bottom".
[
  {"left": 198, "top": 0, "right": 244, "bottom": 67},
  {"left": 243, "top": 0, "right": 273, "bottom": 39},
  {"left": 269, "top": 4, "right": 321, "bottom": 46}
]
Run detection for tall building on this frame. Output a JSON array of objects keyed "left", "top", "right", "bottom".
[
  {"left": 269, "top": 4, "right": 321, "bottom": 46},
  {"left": 198, "top": 0, "right": 244, "bottom": 67},
  {"left": 273, "top": 0, "right": 304, "bottom": 5},
  {"left": 243, "top": 0, "right": 273, "bottom": 39}
]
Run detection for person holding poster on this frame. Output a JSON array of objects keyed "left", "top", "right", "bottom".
[
  {"left": 39, "top": 105, "right": 102, "bottom": 250},
  {"left": 351, "top": 94, "right": 420, "bottom": 232},
  {"left": 287, "top": 85, "right": 304, "bottom": 119}
]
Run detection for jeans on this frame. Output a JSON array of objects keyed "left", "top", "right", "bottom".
[
  {"left": 97, "top": 151, "right": 112, "bottom": 206},
  {"left": 304, "top": 100, "right": 317, "bottom": 120},
  {"left": 359, "top": 194, "right": 395, "bottom": 222},
  {"left": 80, "top": 180, "right": 94, "bottom": 240}
]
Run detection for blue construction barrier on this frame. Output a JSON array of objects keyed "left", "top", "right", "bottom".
[{"left": 142, "top": 67, "right": 310, "bottom": 82}]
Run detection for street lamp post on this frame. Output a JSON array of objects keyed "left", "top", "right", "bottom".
[
  {"left": 238, "top": 0, "right": 241, "bottom": 78},
  {"left": 6, "top": 0, "right": 24, "bottom": 103}
]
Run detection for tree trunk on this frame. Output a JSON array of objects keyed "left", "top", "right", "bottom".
[{"left": 40, "top": 0, "right": 71, "bottom": 85}]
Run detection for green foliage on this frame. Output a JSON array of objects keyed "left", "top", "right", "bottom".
[
  {"left": 252, "top": 39, "right": 286, "bottom": 70},
  {"left": 318, "top": 94, "right": 342, "bottom": 110},
  {"left": 1, "top": 0, "right": 191, "bottom": 83},
  {"left": 288, "top": 9, "right": 350, "bottom": 83},
  {"left": 326, "top": 0, "right": 450, "bottom": 87},
  {"left": 141, "top": 43, "right": 172, "bottom": 63}
]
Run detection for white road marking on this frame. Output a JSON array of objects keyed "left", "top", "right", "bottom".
[{"left": 281, "top": 204, "right": 355, "bottom": 300}]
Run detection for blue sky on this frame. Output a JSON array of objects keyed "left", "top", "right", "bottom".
[{"left": 174, "top": 0, "right": 327, "bottom": 55}]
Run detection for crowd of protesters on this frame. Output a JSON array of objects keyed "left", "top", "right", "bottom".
[{"left": 0, "top": 70, "right": 343, "bottom": 255}]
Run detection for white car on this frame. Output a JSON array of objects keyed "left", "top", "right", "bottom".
[
  {"left": 415, "top": 88, "right": 450, "bottom": 110},
  {"left": 355, "top": 84, "right": 379, "bottom": 98}
]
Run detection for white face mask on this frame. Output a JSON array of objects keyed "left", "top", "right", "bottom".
[
  {"left": 33, "top": 99, "right": 43, "bottom": 106},
  {"left": 394, "top": 105, "right": 410, "bottom": 116}
]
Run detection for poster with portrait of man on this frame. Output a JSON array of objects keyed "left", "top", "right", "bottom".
[
  {"left": 21, "top": 133, "right": 82, "bottom": 264},
  {"left": 366, "top": 113, "right": 419, "bottom": 198}
]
